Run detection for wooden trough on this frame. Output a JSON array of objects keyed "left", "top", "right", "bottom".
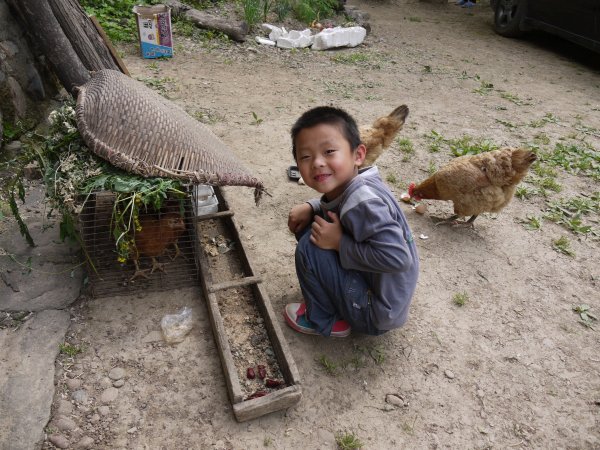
[{"left": 196, "top": 187, "right": 302, "bottom": 421}]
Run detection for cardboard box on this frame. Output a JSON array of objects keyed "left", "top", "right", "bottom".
[{"left": 133, "top": 5, "right": 173, "bottom": 59}]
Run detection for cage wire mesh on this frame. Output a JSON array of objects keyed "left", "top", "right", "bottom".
[{"left": 79, "top": 188, "right": 201, "bottom": 297}]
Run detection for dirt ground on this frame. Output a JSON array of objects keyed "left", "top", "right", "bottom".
[{"left": 43, "top": 0, "right": 600, "bottom": 448}]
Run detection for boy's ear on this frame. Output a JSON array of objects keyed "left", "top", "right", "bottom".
[{"left": 354, "top": 144, "right": 367, "bottom": 166}]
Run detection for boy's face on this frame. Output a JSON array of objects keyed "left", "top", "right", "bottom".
[{"left": 295, "top": 123, "right": 366, "bottom": 200}]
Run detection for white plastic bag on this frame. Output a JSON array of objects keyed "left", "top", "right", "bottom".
[{"left": 160, "top": 307, "right": 193, "bottom": 344}]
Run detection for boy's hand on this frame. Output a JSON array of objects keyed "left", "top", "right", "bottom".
[
  {"left": 288, "top": 202, "right": 314, "bottom": 233},
  {"left": 310, "top": 211, "right": 342, "bottom": 251}
]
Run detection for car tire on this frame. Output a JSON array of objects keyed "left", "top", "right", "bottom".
[{"left": 494, "top": 0, "right": 527, "bottom": 38}]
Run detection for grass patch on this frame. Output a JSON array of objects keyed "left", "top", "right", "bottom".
[
  {"left": 538, "top": 142, "right": 600, "bottom": 180},
  {"left": 448, "top": 135, "right": 498, "bottom": 157},
  {"left": 473, "top": 78, "right": 494, "bottom": 95},
  {"left": 552, "top": 236, "right": 575, "bottom": 257},
  {"left": 59, "top": 343, "right": 82, "bottom": 357},
  {"left": 316, "top": 354, "right": 338, "bottom": 375},
  {"left": 499, "top": 91, "right": 531, "bottom": 106},
  {"left": 335, "top": 431, "right": 364, "bottom": 450},
  {"left": 544, "top": 193, "right": 599, "bottom": 235},
  {"left": 529, "top": 113, "right": 559, "bottom": 128},
  {"left": 386, "top": 173, "right": 398, "bottom": 185},
  {"left": 397, "top": 138, "right": 414, "bottom": 161},
  {"left": 515, "top": 185, "right": 536, "bottom": 200},
  {"left": 495, "top": 119, "right": 518, "bottom": 129},
  {"left": 330, "top": 53, "right": 370, "bottom": 65},
  {"left": 80, "top": 0, "right": 139, "bottom": 43},
  {"left": 136, "top": 76, "right": 176, "bottom": 97},
  {"left": 452, "top": 292, "right": 469, "bottom": 307},
  {"left": 425, "top": 130, "right": 444, "bottom": 153},
  {"left": 427, "top": 160, "right": 437, "bottom": 175},
  {"left": 521, "top": 215, "right": 542, "bottom": 231}
]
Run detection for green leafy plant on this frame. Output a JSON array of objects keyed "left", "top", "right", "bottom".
[
  {"left": 427, "top": 161, "right": 437, "bottom": 175},
  {"left": 316, "top": 354, "right": 338, "bottom": 375},
  {"left": 251, "top": 111, "right": 263, "bottom": 125},
  {"left": 552, "top": 236, "right": 575, "bottom": 257},
  {"left": 425, "top": 129, "right": 445, "bottom": 153},
  {"left": 386, "top": 173, "right": 398, "bottom": 184},
  {"left": 573, "top": 304, "right": 597, "bottom": 329},
  {"left": 448, "top": 135, "right": 498, "bottom": 157},
  {"left": 330, "top": 53, "right": 370, "bottom": 65},
  {"left": 241, "top": 0, "right": 262, "bottom": 27},
  {"left": 452, "top": 292, "right": 468, "bottom": 306},
  {"left": 538, "top": 142, "right": 600, "bottom": 180},
  {"left": 79, "top": 0, "right": 141, "bottom": 43},
  {"left": 293, "top": 0, "right": 338, "bottom": 24},
  {"left": 274, "top": 0, "right": 292, "bottom": 20},
  {"left": 499, "top": 91, "right": 531, "bottom": 106},
  {"left": 515, "top": 185, "right": 536, "bottom": 200},
  {"left": 473, "top": 78, "right": 494, "bottom": 95},
  {"left": 335, "top": 431, "right": 363, "bottom": 450},
  {"left": 522, "top": 215, "right": 542, "bottom": 231},
  {"left": 397, "top": 137, "right": 414, "bottom": 162},
  {"left": 59, "top": 343, "right": 82, "bottom": 357}
]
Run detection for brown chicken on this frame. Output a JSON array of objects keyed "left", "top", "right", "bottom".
[
  {"left": 408, "top": 147, "right": 537, "bottom": 226},
  {"left": 130, "top": 212, "right": 186, "bottom": 280},
  {"left": 360, "top": 104, "right": 409, "bottom": 167}
]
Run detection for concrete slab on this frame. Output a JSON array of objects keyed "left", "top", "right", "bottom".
[
  {"left": 0, "top": 309, "right": 70, "bottom": 450},
  {"left": 0, "top": 184, "right": 83, "bottom": 312}
]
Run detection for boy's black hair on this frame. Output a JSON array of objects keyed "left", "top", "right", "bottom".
[{"left": 291, "top": 106, "right": 361, "bottom": 160}]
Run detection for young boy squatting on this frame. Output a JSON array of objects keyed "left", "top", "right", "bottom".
[{"left": 283, "top": 106, "right": 419, "bottom": 337}]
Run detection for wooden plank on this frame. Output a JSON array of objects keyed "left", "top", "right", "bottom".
[
  {"left": 196, "top": 210, "right": 234, "bottom": 221},
  {"left": 196, "top": 242, "right": 244, "bottom": 404},
  {"left": 90, "top": 16, "right": 130, "bottom": 75},
  {"left": 233, "top": 385, "right": 302, "bottom": 422},
  {"left": 198, "top": 187, "right": 302, "bottom": 420},
  {"left": 208, "top": 276, "right": 262, "bottom": 293},
  {"left": 218, "top": 188, "right": 302, "bottom": 386}
]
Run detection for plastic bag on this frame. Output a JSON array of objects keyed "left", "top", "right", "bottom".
[{"left": 160, "top": 307, "right": 193, "bottom": 344}]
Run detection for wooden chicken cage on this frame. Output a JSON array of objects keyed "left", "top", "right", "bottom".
[{"left": 78, "top": 189, "right": 199, "bottom": 297}]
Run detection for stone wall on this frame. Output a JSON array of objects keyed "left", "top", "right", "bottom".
[{"left": 0, "top": 0, "right": 60, "bottom": 147}]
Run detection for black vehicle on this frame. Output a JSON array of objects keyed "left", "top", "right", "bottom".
[{"left": 491, "top": 0, "right": 600, "bottom": 53}]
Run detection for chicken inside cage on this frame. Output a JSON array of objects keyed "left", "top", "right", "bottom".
[{"left": 79, "top": 190, "right": 199, "bottom": 297}]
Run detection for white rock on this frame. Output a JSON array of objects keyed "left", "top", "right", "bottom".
[
  {"left": 255, "top": 36, "right": 276, "bottom": 46},
  {"left": 99, "top": 377, "right": 112, "bottom": 388},
  {"left": 444, "top": 369, "right": 455, "bottom": 379},
  {"left": 127, "top": 427, "right": 138, "bottom": 434},
  {"left": 311, "top": 26, "right": 366, "bottom": 50},
  {"left": 385, "top": 394, "right": 407, "bottom": 407},
  {"left": 113, "top": 379, "right": 125, "bottom": 388},
  {"left": 98, "top": 406, "right": 110, "bottom": 416}
]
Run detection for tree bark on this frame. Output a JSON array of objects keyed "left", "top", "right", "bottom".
[
  {"left": 48, "top": 0, "right": 122, "bottom": 73},
  {"left": 6, "top": 0, "right": 90, "bottom": 93},
  {"left": 164, "top": 0, "right": 248, "bottom": 42}
]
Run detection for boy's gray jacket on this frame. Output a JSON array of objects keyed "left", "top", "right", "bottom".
[{"left": 307, "top": 166, "right": 419, "bottom": 330}]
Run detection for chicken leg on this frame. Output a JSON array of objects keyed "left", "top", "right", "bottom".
[
  {"left": 130, "top": 257, "right": 166, "bottom": 281},
  {"left": 434, "top": 215, "right": 478, "bottom": 228}
]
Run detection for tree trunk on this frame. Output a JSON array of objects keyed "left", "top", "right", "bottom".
[
  {"left": 164, "top": 0, "right": 249, "bottom": 42},
  {"left": 48, "top": 0, "right": 122, "bottom": 73},
  {"left": 6, "top": 0, "right": 90, "bottom": 93}
]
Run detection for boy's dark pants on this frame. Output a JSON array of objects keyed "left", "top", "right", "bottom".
[{"left": 295, "top": 227, "right": 385, "bottom": 336}]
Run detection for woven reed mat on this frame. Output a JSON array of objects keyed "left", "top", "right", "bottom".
[{"left": 75, "top": 69, "right": 264, "bottom": 203}]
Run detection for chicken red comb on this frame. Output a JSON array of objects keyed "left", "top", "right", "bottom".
[{"left": 408, "top": 182, "right": 415, "bottom": 198}]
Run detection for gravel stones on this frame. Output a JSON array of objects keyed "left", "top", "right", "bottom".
[
  {"left": 100, "top": 387, "right": 118, "bottom": 404},
  {"left": 55, "top": 416, "right": 77, "bottom": 431},
  {"left": 66, "top": 378, "right": 82, "bottom": 390},
  {"left": 56, "top": 399, "right": 73, "bottom": 415},
  {"left": 108, "top": 367, "right": 125, "bottom": 381},
  {"left": 444, "top": 370, "right": 455, "bottom": 380},
  {"left": 385, "top": 394, "right": 409, "bottom": 407},
  {"left": 72, "top": 389, "right": 89, "bottom": 404},
  {"left": 113, "top": 379, "right": 125, "bottom": 388},
  {"left": 48, "top": 434, "right": 70, "bottom": 449},
  {"left": 98, "top": 406, "right": 110, "bottom": 416},
  {"left": 74, "top": 436, "right": 94, "bottom": 449}
]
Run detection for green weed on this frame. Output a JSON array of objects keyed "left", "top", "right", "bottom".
[
  {"left": 499, "top": 91, "right": 531, "bottom": 106},
  {"left": 59, "top": 343, "right": 82, "bottom": 357},
  {"left": 251, "top": 111, "right": 263, "bottom": 125},
  {"left": 448, "top": 135, "right": 498, "bottom": 157},
  {"left": 552, "top": 236, "right": 575, "bottom": 257},
  {"left": 539, "top": 142, "right": 600, "bottom": 180},
  {"left": 136, "top": 76, "right": 176, "bottom": 96},
  {"left": 316, "top": 355, "right": 338, "bottom": 375},
  {"left": 263, "top": 436, "right": 273, "bottom": 446},
  {"left": 532, "top": 162, "right": 557, "bottom": 178},
  {"left": 386, "top": 173, "right": 398, "bottom": 184},
  {"left": 495, "top": 119, "right": 518, "bottom": 129},
  {"left": 293, "top": 0, "right": 338, "bottom": 24},
  {"left": 425, "top": 130, "right": 445, "bottom": 153},
  {"left": 515, "top": 185, "right": 536, "bottom": 200},
  {"left": 544, "top": 193, "right": 599, "bottom": 235},
  {"left": 408, "top": 16, "right": 422, "bottom": 22},
  {"left": 80, "top": 0, "right": 138, "bottom": 43},
  {"left": 274, "top": 0, "right": 292, "bottom": 20},
  {"left": 522, "top": 215, "right": 542, "bottom": 231},
  {"left": 335, "top": 431, "right": 364, "bottom": 450},
  {"left": 529, "top": 113, "right": 559, "bottom": 128},
  {"left": 473, "top": 79, "right": 494, "bottom": 95},
  {"left": 533, "top": 132, "right": 550, "bottom": 145},
  {"left": 397, "top": 138, "right": 414, "bottom": 161},
  {"left": 330, "top": 53, "right": 370, "bottom": 65},
  {"left": 573, "top": 304, "right": 597, "bottom": 329},
  {"left": 241, "top": 0, "right": 262, "bottom": 26},
  {"left": 452, "top": 292, "right": 469, "bottom": 307},
  {"left": 428, "top": 161, "right": 437, "bottom": 175}
]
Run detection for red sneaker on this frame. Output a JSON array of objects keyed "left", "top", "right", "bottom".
[{"left": 283, "top": 303, "right": 351, "bottom": 338}]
